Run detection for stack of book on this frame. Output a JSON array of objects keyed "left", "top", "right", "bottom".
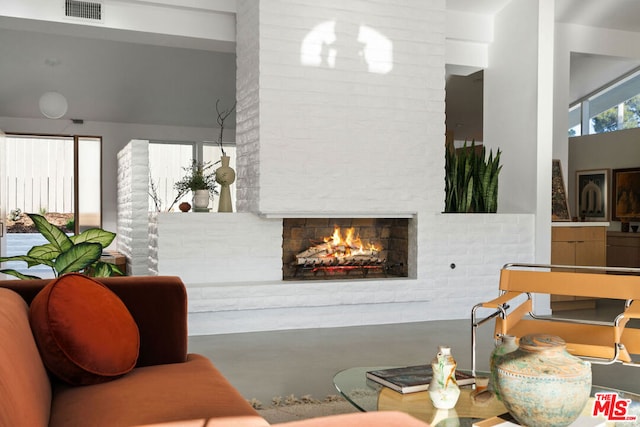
[{"left": 365, "top": 364, "right": 475, "bottom": 394}]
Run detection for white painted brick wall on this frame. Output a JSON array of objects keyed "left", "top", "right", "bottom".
[
  {"left": 116, "top": 140, "right": 150, "bottom": 275},
  {"left": 184, "top": 212, "right": 534, "bottom": 335},
  {"left": 236, "top": 0, "right": 260, "bottom": 213},
  {"left": 237, "top": 0, "right": 445, "bottom": 215},
  {"left": 155, "top": 213, "right": 282, "bottom": 283},
  {"left": 118, "top": 1, "right": 537, "bottom": 336}
]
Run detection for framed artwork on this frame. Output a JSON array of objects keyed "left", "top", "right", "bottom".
[
  {"left": 575, "top": 169, "right": 609, "bottom": 221},
  {"left": 612, "top": 167, "right": 640, "bottom": 221},
  {"left": 552, "top": 159, "right": 571, "bottom": 221}
]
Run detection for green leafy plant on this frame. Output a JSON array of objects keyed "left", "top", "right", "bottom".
[
  {"left": 0, "top": 213, "right": 121, "bottom": 280},
  {"left": 444, "top": 141, "right": 502, "bottom": 213},
  {"left": 167, "top": 160, "right": 218, "bottom": 212}
]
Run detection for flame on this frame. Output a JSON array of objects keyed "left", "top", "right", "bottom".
[{"left": 322, "top": 226, "right": 381, "bottom": 259}]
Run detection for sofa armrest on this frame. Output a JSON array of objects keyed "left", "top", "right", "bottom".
[{"left": 0, "top": 275, "right": 188, "bottom": 367}]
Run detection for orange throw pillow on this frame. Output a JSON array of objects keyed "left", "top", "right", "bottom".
[{"left": 29, "top": 273, "right": 140, "bottom": 385}]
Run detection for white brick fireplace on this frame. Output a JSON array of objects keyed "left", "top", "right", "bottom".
[{"left": 117, "top": 0, "right": 536, "bottom": 335}]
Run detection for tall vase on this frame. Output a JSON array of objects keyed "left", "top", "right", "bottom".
[
  {"left": 428, "top": 346, "right": 461, "bottom": 409},
  {"left": 216, "top": 155, "right": 235, "bottom": 212},
  {"left": 192, "top": 189, "right": 210, "bottom": 211}
]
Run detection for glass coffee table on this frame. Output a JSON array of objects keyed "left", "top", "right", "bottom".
[{"left": 333, "top": 366, "right": 640, "bottom": 426}]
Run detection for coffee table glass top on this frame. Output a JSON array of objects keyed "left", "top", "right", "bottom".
[{"left": 333, "top": 366, "right": 640, "bottom": 427}]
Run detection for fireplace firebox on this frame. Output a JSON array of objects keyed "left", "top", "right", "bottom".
[{"left": 282, "top": 218, "right": 409, "bottom": 280}]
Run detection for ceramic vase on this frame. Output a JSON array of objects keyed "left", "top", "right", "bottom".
[
  {"left": 489, "top": 334, "right": 518, "bottom": 400},
  {"left": 216, "top": 155, "right": 235, "bottom": 212},
  {"left": 428, "top": 346, "right": 461, "bottom": 409},
  {"left": 493, "top": 334, "right": 591, "bottom": 427},
  {"left": 192, "top": 189, "right": 210, "bottom": 210}
]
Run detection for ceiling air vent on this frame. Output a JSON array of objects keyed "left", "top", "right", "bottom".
[{"left": 64, "top": 0, "right": 103, "bottom": 22}]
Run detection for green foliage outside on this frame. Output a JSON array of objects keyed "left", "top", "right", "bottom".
[
  {"left": 0, "top": 213, "right": 121, "bottom": 280},
  {"left": 444, "top": 141, "right": 502, "bottom": 213},
  {"left": 591, "top": 95, "right": 640, "bottom": 134}
]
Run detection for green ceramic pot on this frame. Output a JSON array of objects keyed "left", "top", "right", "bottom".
[{"left": 494, "top": 334, "right": 592, "bottom": 427}]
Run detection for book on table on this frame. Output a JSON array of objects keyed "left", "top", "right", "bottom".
[{"left": 365, "top": 364, "right": 475, "bottom": 394}]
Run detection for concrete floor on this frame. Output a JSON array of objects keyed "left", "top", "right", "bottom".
[{"left": 188, "top": 299, "right": 640, "bottom": 404}]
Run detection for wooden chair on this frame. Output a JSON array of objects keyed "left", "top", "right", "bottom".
[{"left": 471, "top": 263, "right": 640, "bottom": 375}]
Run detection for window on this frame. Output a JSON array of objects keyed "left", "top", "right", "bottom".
[
  {"left": 3, "top": 134, "right": 101, "bottom": 230},
  {"left": 568, "top": 104, "right": 581, "bottom": 137},
  {"left": 570, "top": 68, "right": 640, "bottom": 136},
  {"left": 1, "top": 134, "right": 102, "bottom": 277},
  {"left": 148, "top": 141, "right": 236, "bottom": 212}
]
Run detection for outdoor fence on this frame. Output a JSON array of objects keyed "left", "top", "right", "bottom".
[{"left": 4, "top": 176, "right": 74, "bottom": 215}]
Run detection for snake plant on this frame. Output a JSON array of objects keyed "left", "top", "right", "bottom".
[
  {"left": 445, "top": 141, "right": 502, "bottom": 213},
  {"left": 0, "top": 213, "right": 121, "bottom": 280}
]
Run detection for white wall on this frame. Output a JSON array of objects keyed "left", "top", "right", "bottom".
[
  {"left": 485, "top": 0, "right": 540, "bottom": 215},
  {"left": 238, "top": 0, "right": 443, "bottom": 216},
  {"left": 483, "top": 0, "right": 554, "bottom": 280}
]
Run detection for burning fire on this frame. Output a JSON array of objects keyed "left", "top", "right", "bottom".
[{"left": 322, "top": 226, "right": 381, "bottom": 259}]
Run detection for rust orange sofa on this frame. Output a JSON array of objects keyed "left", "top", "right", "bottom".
[{"left": 0, "top": 275, "right": 430, "bottom": 427}]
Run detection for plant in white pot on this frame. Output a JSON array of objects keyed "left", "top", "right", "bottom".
[{"left": 173, "top": 160, "right": 217, "bottom": 211}]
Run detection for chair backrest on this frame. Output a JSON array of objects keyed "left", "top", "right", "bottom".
[{"left": 499, "top": 266, "right": 640, "bottom": 300}]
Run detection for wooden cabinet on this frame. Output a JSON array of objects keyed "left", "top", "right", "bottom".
[
  {"left": 607, "top": 232, "right": 640, "bottom": 268},
  {"left": 551, "top": 225, "right": 607, "bottom": 311}
]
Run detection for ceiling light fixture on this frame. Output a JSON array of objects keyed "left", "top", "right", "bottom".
[
  {"left": 39, "top": 91, "right": 68, "bottom": 119},
  {"left": 39, "top": 58, "right": 68, "bottom": 119}
]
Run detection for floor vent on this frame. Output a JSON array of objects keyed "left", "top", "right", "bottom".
[{"left": 64, "top": 0, "right": 103, "bottom": 22}]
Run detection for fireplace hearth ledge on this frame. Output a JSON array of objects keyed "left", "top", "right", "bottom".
[
  {"left": 185, "top": 277, "right": 425, "bottom": 313},
  {"left": 184, "top": 277, "right": 441, "bottom": 335}
]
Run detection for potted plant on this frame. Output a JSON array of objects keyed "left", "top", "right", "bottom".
[
  {"left": 173, "top": 159, "right": 217, "bottom": 211},
  {"left": 0, "top": 213, "right": 120, "bottom": 279},
  {"left": 444, "top": 141, "right": 502, "bottom": 213}
]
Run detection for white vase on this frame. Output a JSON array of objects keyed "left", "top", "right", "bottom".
[
  {"left": 192, "top": 189, "right": 210, "bottom": 210},
  {"left": 428, "top": 346, "right": 461, "bottom": 409}
]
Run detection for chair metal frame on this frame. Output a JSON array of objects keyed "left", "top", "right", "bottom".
[{"left": 471, "top": 263, "right": 640, "bottom": 376}]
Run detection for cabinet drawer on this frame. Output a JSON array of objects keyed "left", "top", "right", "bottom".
[
  {"left": 607, "top": 236, "right": 640, "bottom": 248},
  {"left": 552, "top": 226, "right": 605, "bottom": 242}
]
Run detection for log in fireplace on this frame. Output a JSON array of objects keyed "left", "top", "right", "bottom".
[{"left": 282, "top": 218, "right": 409, "bottom": 280}]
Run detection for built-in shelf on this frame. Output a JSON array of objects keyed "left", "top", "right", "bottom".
[{"left": 552, "top": 221, "right": 610, "bottom": 227}]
